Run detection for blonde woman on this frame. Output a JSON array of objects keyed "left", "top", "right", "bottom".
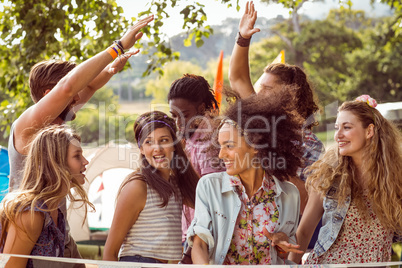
[
  {"left": 0, "top": 125, "right": 93, "bottom": 268},
  {"left": 289, "top": 95, "right": 402, "bottom": 264}
]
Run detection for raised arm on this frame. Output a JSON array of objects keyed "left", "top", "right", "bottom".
[
  {"left": 288, "top": 189, "right": 324, "bottom": 264},
  {"left": 2, "top": 211, "right": 44, "bottom": 268},
  {"left": 228, "top": 1, "right": 260, "bottom": 99},
  {"left": 102, "top": 179, "right": 147, "bottom": 261},
  {"left": 14, "top": 15, "right": 154, "bottom": 154}
]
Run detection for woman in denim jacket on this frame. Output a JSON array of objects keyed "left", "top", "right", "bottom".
[
  {"left": 187, "top": 93, "right": 304, "bottom": 265},
  {"left": 289, "top": 95, "right": 402, "bottom": 264}
]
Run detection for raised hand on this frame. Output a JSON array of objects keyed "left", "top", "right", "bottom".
[
  {"left": 120, "top": 15, "right": 154, "bottom": 50},
  {"left": 263, "top": 229, "right": 303, "bottom": 254},
  {"left": 239, "top": 1, "right": 260, "bottom": 39},
  {"left": 107, "top": 50, "right": 139, "bottom": 74}
]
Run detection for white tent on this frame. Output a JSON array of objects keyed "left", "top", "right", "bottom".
[
  {"left": 67, "top": 141, "right": 139, "bottom": 241},
  {"left": 377, "top": 101, "right": 402, "bottom": 126}
]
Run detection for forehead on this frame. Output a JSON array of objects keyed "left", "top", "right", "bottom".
[
  {"left": 218, "top": 123, "right": 241, "bottom": 141},
  {"left": 68, "top": 140, "right": 82, "bottom": 153},
  {"left": 169, "top": 98, "right": 198, "bottom": 113},
  {"left": 144, "top": 126, "right": 173, "bottom": 138},
  {"left": 336, "top": 110, "right": 359, "bottom": 124},
  {"left": 260, "top": 73, "right": 281, "bottom": 87}
]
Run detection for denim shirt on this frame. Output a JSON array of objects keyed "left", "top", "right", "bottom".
[
  {"left": 312, "top": 185, "right": 401, "bottom": 256},
  {"left": 311, "top": 185, "right": 351, "bottom": 257},
  {"left": 187, "top": 172, "right": 300, "bottom": 265}
]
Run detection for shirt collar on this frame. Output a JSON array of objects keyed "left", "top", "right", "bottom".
[{"left": 221, "top": 172, "right": 286, "bottom": 196}]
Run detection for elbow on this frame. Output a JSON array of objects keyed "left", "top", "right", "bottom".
[{"left": 57, "top": 79, "right": 76, "bottom": 98}]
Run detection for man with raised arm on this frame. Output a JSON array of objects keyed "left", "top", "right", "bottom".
[
  {"left": 8, "top": 15, "right": 154, "bottom": 266},
  {"left": 228, "top": 1, "right": 324, "bottom": 215}
]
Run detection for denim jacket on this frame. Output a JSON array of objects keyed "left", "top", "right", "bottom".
[
  {"left": 187, "top": 172, "right": 300, "bottom": 265},
  {"left": 312, "top": 185, "right": 401, "bottom": 257},
  {"left": 311, "top": 185, "right": 351, "bottom": 257}
]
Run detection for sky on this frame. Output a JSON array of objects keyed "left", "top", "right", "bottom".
[{"left": 115, "top": 0, "right": 392, "bottom": 37}]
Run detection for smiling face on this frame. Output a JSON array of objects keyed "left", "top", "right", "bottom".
[
  {"left": 335, "top": 110, "right": 373, "bottom": 164},
  {"left": 140, "top": 127, "right": 175, "bottom": 174},
  {"left": 169, "top": 98, "right": 204, "bottom": 138},
  {"left": 218, "top": 123, "right": 258, "bottom": 177},
  {"left": 66, "top": 139, "right": 88, "bottom": 185}
]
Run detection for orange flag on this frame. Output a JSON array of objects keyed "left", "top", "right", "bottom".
[{"left": 213, "top": 50, "right": 224, "bottom": 109}]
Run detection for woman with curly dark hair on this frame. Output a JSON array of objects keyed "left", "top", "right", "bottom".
[
  {"left": 229, "top": 2, "right": 324, "bottom": 215},
  {"left": 187, "top": 93, "right": 305, "bottom": 265}
]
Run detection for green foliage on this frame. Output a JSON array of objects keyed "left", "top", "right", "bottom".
[
  {"left": 138, "top": 0, "right": 228, "bottom": 76},
  {"left": 145, "top": 61, "right": 204, "bottom": 107},
  {"left": 376, "top": 0, "right": 402, "bottom": 38},
  {"left": 0, "top": 0, "right": 129, "bottom": 137},
  {"left": 69, "top": 87, "right": 137, "bottom": 145}
]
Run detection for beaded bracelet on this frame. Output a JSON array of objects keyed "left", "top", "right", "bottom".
[
  {"left": 106, "top": 43, "right": 123, "bottom": 60},
  {"left": 236, "top": 32, "right": 251, "bottom": 47},
  {"left": 113, "top": 40, "right": 125, "bottom": 53}
]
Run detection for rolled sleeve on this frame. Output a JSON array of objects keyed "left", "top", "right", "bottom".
[{"left": 186, "top": 178, "right": 215, "bottom": 253}]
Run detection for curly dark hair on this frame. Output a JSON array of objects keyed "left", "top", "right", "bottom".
[
  {"left": 265, "top": 63, "right": 319, "bottom": 128},
  {"left": 168, "top": 73, "right": 219, "bottom": 113},
  {"left": 119, "top": 111, "right": 199, "bottom": 208},
  {"left": 217, "top": 92, "right": 304, "bottom": 181}
]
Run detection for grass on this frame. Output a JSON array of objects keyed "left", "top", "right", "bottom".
[{"left": 78, "top": 244, "right": 104, "bottom": 260}]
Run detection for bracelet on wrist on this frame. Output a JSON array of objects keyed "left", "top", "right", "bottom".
[
  {"left": 235, "top": 32, "right": 251, "bottom": 47},
  {"left": 113, "top": 40, "right": 125, "bottom": 53},
  {"left": 107, "top": 43, "right": 124, "bottom": 60}
]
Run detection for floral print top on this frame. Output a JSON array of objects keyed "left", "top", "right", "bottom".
[
  {"left": 223, "top": 175, "right": 278, "bottom": 265},
  {"left": 0, "top": 202, "right": 65, "bottom": 268},
  {"left": 306, "top": 195, "right": 393, "bottom": 264}
]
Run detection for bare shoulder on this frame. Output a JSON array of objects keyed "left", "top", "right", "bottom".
[
  {"left": 18, "top": 210, "right": 45, "bottom": 232},
  {"left": 118, "top": 174, "right": 147, "bottom": 205}
]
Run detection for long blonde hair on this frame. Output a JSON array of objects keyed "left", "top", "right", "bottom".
[
  {"left": 307, "top": 101, "right": 402, "bottom": 233},
  {"left": 0, "top": 125, "right": 94, "bottom": 246}
]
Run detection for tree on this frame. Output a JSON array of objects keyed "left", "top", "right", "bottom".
[
  {"left": 0, "top": 0, "right": 240, "bottom": 138},
  {"left": 0, "top": 0, "right": 129, "bottom": 138},
  {"left": 145, "top": 61, "right": 204, "bottom": 107}
]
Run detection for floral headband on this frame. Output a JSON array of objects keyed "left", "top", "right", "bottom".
[{"left": 355, "top": 95, "right": 377, "bottom": 108}]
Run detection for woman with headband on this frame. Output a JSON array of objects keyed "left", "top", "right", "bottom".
[
  {"left": 103, "top": 111, "right": 199, "bottom": 263},
  {"left": 187, "top": 93, "right": 305, "bottom": 265},
  {"left": 289, "top": 95, "right": 402, "bottom": 264}
]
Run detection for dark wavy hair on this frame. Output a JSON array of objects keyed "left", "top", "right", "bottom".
[
  {"left": 265, "top": 63, "right": 319, "bottom": 128},
  {"left": 118, "top": 111, "right": 199, "bottom": 207},
  {"left": 216, "top": 92, "right": 304, "bottom": 181},
  {"left": 168, "top": 73, "right": 219, "bottom": 113}
]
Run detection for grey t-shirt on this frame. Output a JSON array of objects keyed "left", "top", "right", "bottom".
[{"left": 8, "top": 121, "right": 26, "bottom": 192}]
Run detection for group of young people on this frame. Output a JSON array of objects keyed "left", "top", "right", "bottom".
[{"left": 1, "top": 1, "right": 401, "bottom": 267}]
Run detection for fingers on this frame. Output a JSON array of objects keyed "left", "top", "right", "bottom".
[
  {"left": 263, "top": 228, "right": 273, "bottom": 240},
  {"left": 251, "top": 29, "right": 260, "bottom": 35},
  {"left": 250, "top": 1, "right": 255, "bottom": 14},
  {"left": 286, "top": 247, "right": 304, "bottom": 254},
  {"left": 126, "top": 49, "right": 140, "bottom": 56},
  {"left": 135, "top": 32, "right": 144, "bottom": 41}
]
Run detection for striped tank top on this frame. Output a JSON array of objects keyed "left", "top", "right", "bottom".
[{"left": 119, "top": 182, "right": 183, "bottom": 260}]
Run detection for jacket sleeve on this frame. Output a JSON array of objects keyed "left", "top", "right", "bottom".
[{"left": 186, "top": 177, "right": 215, "bottom": 254}]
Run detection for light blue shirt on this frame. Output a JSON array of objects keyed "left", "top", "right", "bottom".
[
  {"left": 187, "top": 172, "right": 300, "bottom": 265},
  {"left": 312, "top": 185, "right": 401, "bottom": 257}
]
